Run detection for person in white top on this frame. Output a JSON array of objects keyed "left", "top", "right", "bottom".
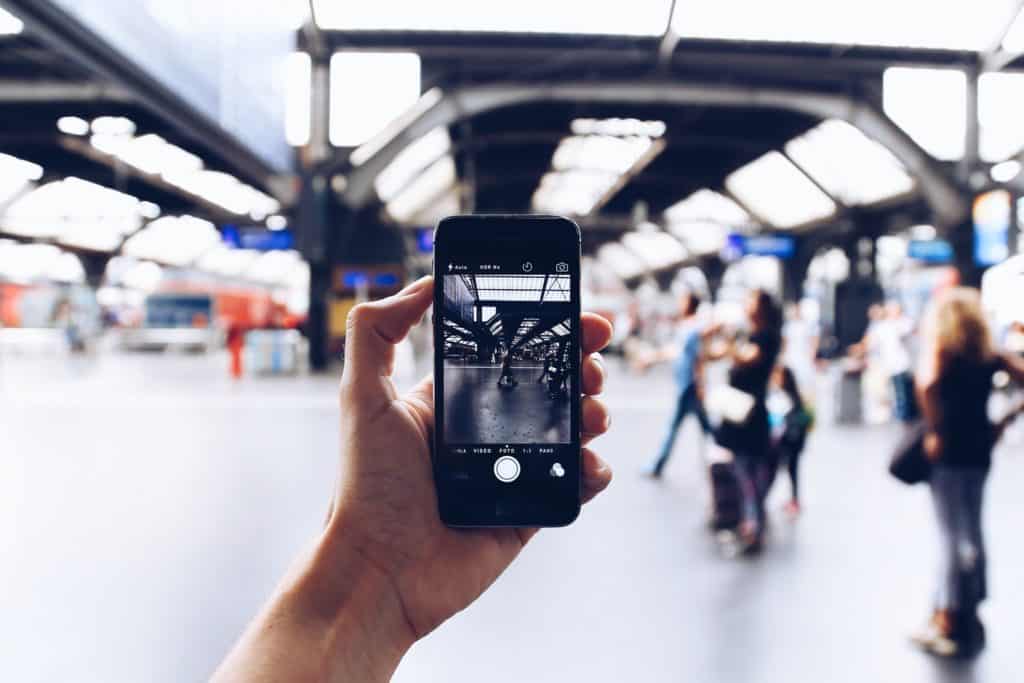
[{"left": 856, "top": 302, "right": 917, "bottom": 422}]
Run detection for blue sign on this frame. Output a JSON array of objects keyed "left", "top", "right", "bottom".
[
  {"left": 342, "top": 271, "right": 369, "bottom": 288},
  {"left": 973, "top": 191, "right": 1011, "bottom": 267},
  {"left": 221, "top": 225, "right": 293, "bottom": 250},
  {"left": 417, "top": 228, "right": 434, "bottom": 254},
  {"left": 908, "top": 239, "right": 953, "bottom": 264},
  {"left": 724, "top": 234, "right": 795, "bottom": 260},
  {"left": 239, "top": 229, "right": 294, "bottom": 251},
  {"left": 221, "top": 224, "right": 241, "bottom": 248},
  {"left": 374, "top": 272, "right": 400, "bottom": 287}
]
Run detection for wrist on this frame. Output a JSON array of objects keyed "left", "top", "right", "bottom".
[{"left": 292, "top": 522, "right": 415, "bottom": 681}]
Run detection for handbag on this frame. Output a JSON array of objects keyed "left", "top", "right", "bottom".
[
  {"left": 889, "top": 419, "right": 932, "bottom": 485},
  {"left": 706, "top": 384, "right": 756, "bottom": 425}
]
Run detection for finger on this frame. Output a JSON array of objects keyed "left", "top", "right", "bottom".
[
  {"left": 581, "top": 447, "right": 612, "bottom": 503},
  {"left": 581, "top": 313, "right": 613, "bottom": 354},
  {"left": 515, "top": 448, "right": 611, "bottom": 542},
  {"left": 581, "top": 352, "right": 605, "bottom": 396},
  {"left": 342, "top": 276, "right": 433, "bottom": 395},
  {"left": 581, "top": 395, "right": 610, "bottom": 441}
]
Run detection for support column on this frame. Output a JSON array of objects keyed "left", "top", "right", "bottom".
[
  {"left": 781, "top": 238, "right": 812, "bottom": 303},
  {"left": 299, "top": 54, "right": 333, "bottom": 372},
  {"left": 953, "top": 64, "right": 984, "bottom": 287}
]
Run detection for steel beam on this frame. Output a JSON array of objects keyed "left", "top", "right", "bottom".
[
  {"left": 0, "top": 80, "right": 132, "bottom": 101},
  {"left": 339, "top": 80, "right": 967, "bottom": 228}
]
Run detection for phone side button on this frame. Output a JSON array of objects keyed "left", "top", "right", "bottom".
[{"left": 493, "top": 456, "right": 521, "bottom": 483}]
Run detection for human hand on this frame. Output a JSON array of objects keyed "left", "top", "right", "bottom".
[
  {"left": 214, "top": 277, "right": 614, "bottom": 682},
  {"left": 328, "top": 275, "right": 612, "bottom": 634}
]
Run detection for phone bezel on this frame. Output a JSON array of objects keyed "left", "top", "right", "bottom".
[{"left": 432, "top": 215, "right": 582, "bottom": 527}]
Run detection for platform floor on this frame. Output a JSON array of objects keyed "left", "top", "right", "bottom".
[
  {"left": 444, "top": 362, "right": 571, "bottom": 443},
  {"left": 3, "top": 351, "right": 1024, "bottom": 682}
]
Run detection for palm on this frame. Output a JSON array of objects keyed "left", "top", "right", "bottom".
[{"left": 338, "top": 376, "right": 528, "bottom": 639}]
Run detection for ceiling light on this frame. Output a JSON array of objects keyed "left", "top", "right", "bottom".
[
  {"left": 91, "top": 116, "right": 136, "bottom": 137},
  {"left": 312, "top": 0, "right": 669, "bottom": 35},
  {"left": 139, "top": 201, "right": 161, "bottom": 219},
  {"left": 672, "top": 0, "right": 1005, "bottom": 51},
  {"left": 0, "top": 7, "right": 23, "bottom": 35},
  {"left": 784, "top": 119, "right": 915, "bottom": 205},
  {"left": 725, "top": 151, "right": 837, "bottom": 229},
  {"left": 330, "top": 52, "right": 421, "bottom": 148},
  {"left": 979, "top": 73, "right": 1024, "bottom": 163},
  {"left": 57, "top": 116, "right": 90, "bottom": 136},
  {"left": 883, "top": 67, "right": 966, "bottom": 162},
  {"left": 570, "top": 118, "right": 666, "bottom": 138},
  {"left": 664, "top": 189, "right": 752, "bottom": 226},
  {"left": 991, "top": 159, "right": 1022, "bottom": 183}
]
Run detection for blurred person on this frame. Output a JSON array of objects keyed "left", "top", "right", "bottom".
[
  {"left": 910, "top": 288, "right": 1024, "bottom": 658},
  {"left": 639, "top": 292, "right": 714, "bottom": 478},
  {"left": 782, "top": 301, "right": 819, "bottom": 399},
  {"left": 853, "top": 302, "right": 916, "bottom": 422},
  {"left": 707, "top": 289, "right": 784, "bottom": 551},
  {"left": 768, "top": 365, "right": 813, "bottom": 517},
  {"left": 213, "top": 277, "right": 614, "bottom": 681}
]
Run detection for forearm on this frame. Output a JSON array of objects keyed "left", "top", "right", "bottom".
[{"left": 213, "top": 529, "right": 413, "bottom": 683}]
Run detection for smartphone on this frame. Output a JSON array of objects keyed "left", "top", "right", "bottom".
[{"left": 432, "top": 215, "right": 582, "bottom": 527}]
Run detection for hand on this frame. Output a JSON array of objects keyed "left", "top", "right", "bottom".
[
  {"left": 214, "top": 276, "right": 613, "bottom": 682},
  {"left": 329, "top": 274, "right": 612, "bottom": 630}
]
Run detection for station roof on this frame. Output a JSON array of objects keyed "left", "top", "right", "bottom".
[{"left": 310, "top": 1, "right": 1024, "bottom": 279}]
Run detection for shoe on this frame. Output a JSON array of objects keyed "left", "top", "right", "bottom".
[
  {"left": 641, "top": 464, "right": 663, "bottom": 479},
  {"left": 910, "top": 610, "right": 985, "bottom": 659}
]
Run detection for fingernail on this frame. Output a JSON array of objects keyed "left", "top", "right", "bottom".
[{"left": 603, "top": 412, "right": 611, "bottom": 431}]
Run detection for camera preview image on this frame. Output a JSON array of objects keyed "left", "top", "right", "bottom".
[{"left": 442, "top": 273, "right": 573, "bottom": 444}]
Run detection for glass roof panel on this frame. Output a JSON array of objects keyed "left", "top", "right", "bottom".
[
  {"left": 725, "top": 152, "right": 837, "bottom": 229},
  {"left": 622, "top": 231, "right": 688, "bottom": 270},
  {"left": 313, "top": 0, "right": 671, "bottom": 35},
  {"left": 980, "top": 72, "right": 1024, "bottom": 162},
  {"left": 784, "top": 119, "right": 916, "bottom": 205},
  {"left": 672, "top": 0, "right": 1018, "bottom": 51},
  {"left": 663, "top": 189, "right": 752, "bottom": 227},
  {"left": 121, "top": 215, "right": 220, "bottom": 267},
  {"left": 883, "top": 67, "right": 967, "bottom": 161}
]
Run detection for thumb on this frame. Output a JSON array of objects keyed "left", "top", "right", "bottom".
[{"left": 341, "top": 276, "right": 433, "bottom": 396}]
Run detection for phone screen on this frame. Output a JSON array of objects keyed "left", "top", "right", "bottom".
[{"left": 433, "top": 215, "right": 581, "bottom": 527}]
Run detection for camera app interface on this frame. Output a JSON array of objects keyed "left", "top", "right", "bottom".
[{"left": 440, "top": 259, "right": 576, "bottom": 487}]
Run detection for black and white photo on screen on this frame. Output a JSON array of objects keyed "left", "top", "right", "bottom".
[{"left": 442, "top": 273, "right": 572, "bottom": 444}]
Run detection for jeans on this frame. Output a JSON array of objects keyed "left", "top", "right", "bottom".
[
  {"left": 931, "top": 465, "right": 988, "bottom": 611},
  {"left": 891, "top": 371, "right": 918, "bottom": 422},
  {"left": 650, "top": 384, "right": 711, "bottom": 474}
]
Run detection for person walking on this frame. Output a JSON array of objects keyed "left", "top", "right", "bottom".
[
  {"left": 910, "top": 287, "right": 1024, "bottom": 658},
  {"left": 768, "top": 365, "right": 812, "bottom": 517},
  {"left": 708, "top": 289, "right": 784, "bottom": 551},
  {"left": 642, "top": 292, "right": 714, "bottom": 478}
]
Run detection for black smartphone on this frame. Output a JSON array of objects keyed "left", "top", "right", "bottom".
[{"left": 432, "top": 215, "right": 582, "bottom": 527}]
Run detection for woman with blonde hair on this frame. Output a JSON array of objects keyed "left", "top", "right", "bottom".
[{"left": 912, "top": 287, "right": 1024, "bottom": 657}]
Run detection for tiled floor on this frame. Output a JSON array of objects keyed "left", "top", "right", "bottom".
[{"left": 2, "top": 350, "right": 1021, "bottom": 682}]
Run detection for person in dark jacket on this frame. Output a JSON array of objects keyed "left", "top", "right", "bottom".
[{"left": 707, "top": 289, "right": 783, "bottom": 552}]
